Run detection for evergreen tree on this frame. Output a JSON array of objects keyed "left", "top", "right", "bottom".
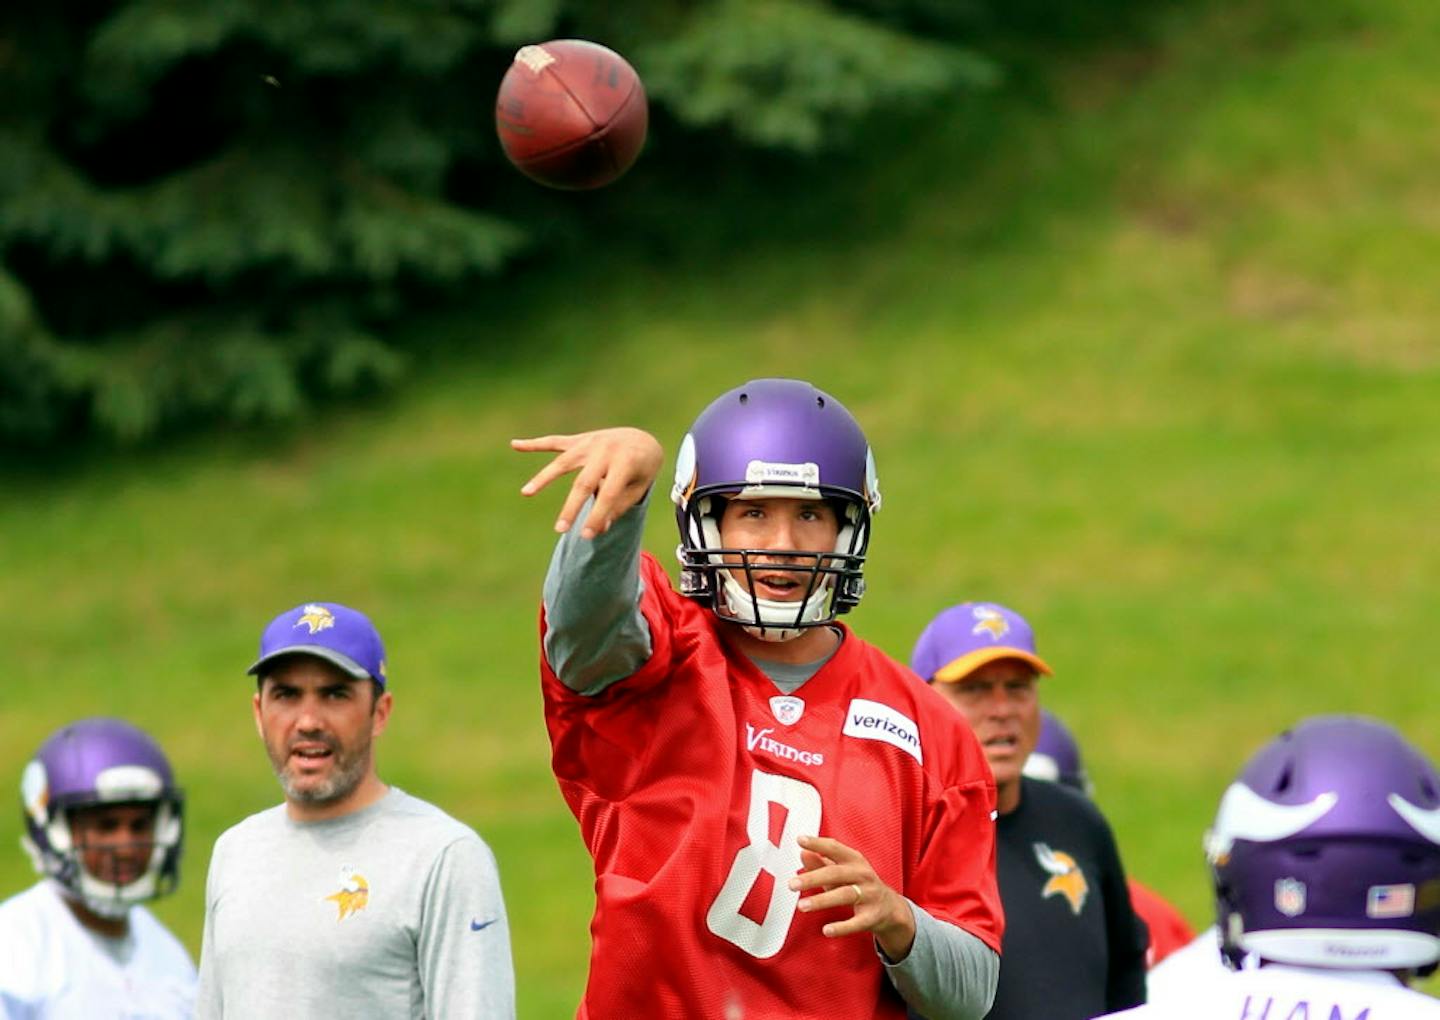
[{"left": 0, "top": 1, "right": 996, "bottom": 443}]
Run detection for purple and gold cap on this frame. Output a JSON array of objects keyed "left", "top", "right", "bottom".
[
  {"left": 247, "top": 602, "right": 388, "bottom": 687},
  {"left": 909, "top": 601, "right": 1053, "bottom": 683}
]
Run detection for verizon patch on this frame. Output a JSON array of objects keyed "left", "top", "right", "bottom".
[{"left": 843, "top": 699, "right": 922, "bottom": 764}]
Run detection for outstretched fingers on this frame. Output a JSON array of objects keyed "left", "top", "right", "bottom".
[
  {"left": 512, "top": 435, "right": 582, "bottom": 499},
  {"left": 512, "top": 427, "right": 665, "bottom": 537}
]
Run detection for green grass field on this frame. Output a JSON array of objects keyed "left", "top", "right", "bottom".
[{"left": 4, "top": 0, "right": 1440, "bottom": 1012}]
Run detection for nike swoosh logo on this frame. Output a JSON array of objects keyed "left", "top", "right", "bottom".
[{"left": 470, "top": 918, "right": 496, "bottom": 932}]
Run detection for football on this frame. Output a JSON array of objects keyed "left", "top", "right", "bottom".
[{"left": 495, "top": 39, "right": 648, "bottom": 190}]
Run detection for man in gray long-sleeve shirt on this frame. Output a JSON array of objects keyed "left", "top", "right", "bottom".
[
  {"left": 514, "top": 378, "right": 1003, "bottom": 1019},
  {"left": 195, "top": 601, "right": 515, "bottom": 1019}
]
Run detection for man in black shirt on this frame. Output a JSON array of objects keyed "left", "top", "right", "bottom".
[{"left": 910, "top": 602, "right": 1148, "bottom": 1020}]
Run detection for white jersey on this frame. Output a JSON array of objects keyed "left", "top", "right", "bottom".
[
  {"left": 0, "top": 881, "right": 196, "bottom": 1019},
  {"left": 1146, "top": 926, "right": 1231, "bottom": 1002},
  {"left": 1104, "top": 964, "right": 1440, "bottom": 1019}
]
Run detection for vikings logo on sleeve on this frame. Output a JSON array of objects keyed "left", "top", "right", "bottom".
[
  {"left": 1034, "top": 842, "right": 1089, "bottom": 915},
  {"left": 325, "top": 867, "right": 370, "bottom": 920}
]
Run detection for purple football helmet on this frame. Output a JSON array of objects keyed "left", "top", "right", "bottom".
[
  {"left": 670, "top": 379, "right": 881, "bottom": 641},
  {"left": 1022, "top": 709, "right": 1094, "bottom": 797},
  {"left": 19, "top": 718, "right": 184, "bottom": 918},
  {"left": 1205, "top": 715, "right": 1440, "bottom": 972}
]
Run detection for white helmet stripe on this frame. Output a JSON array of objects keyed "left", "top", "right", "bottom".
[
  {"left": 1388, "top": 793, "right": 1440, "bottom": 846},
  {"left": 94, "top": 764, "right": 164, "bottom": 799},
  {"left": 1206, "top": 783, "right": 1338, "bottom": 860}
]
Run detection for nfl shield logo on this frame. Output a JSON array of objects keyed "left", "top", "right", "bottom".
[
  {"left": 1274, "top": 877, "right": 1307, "bottom": 917},
  {"left": 769, "top": 696, "right": 805, "bottom": 726}
]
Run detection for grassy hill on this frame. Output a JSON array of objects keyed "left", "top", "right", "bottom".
[{"left": 4, "top": 0, "right": 1440, "bottom": 1012}]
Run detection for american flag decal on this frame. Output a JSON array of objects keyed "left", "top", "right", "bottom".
[{"left": 1366, "top": 883, "right": 1415, "bottom": 919}]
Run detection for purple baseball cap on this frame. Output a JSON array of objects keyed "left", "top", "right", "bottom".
[
  {"left": 910, "top": 601, "right": 1053, "bottom": 683},
  {"left": 247, "top": 602, "right": 388, "bottom": 687}
]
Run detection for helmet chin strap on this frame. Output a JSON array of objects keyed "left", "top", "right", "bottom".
[
  {"left": 719, "top": 572, "right": 831, "bottom": 643},
  {"left": 77, "top": 888, "right": 133, "bottom": 920},
  {"left": 47, "top": 877, "right": 131, "bottom": 921}
]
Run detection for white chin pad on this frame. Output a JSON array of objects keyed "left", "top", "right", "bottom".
[
  {"left": 719, "top": 572, "right": 831, "bottom": 641},
  {"left": 76, "top": 866, "right": 158, "bottom": 917}
]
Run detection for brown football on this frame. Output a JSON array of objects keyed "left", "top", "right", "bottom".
[{"left": 495, "top": 39, "right": 648, "bottom": 190}]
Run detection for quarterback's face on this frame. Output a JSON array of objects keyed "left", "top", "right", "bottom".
[
  {"left": 933, "top": 658, "right": 1040, "bottom": 813},
  {"left": 253, "top": 657, "right": 392, "bottom": 817},
  {"left": 717, "top": 497, "right": 840, "bottom": 602},
  {"left": 69, "top": 802, "right": 157, "bottom": 887}
]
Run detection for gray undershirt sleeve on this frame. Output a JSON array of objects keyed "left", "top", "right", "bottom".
[
  {"left": 883, "top": 902, "right": 1000, "bottom": 1020},
  {"left": 542, "top": 494, "right": 653, "bottom": 696}
]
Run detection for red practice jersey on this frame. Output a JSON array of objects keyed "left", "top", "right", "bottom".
[{"left": 541, "top": 554, "right": 1003, "bottom": 1019}]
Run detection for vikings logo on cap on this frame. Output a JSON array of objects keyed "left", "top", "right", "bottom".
[
  {"left": 326, "top": 866, "right": 370, "bottom": 921},
  {"left": 295, "top": 604, "right": 337, "bottom": 635},
  {"left": 1035, "top": 842, "right": 1089, "bottom": 915},
  {"left": 250, "top": 601, "right": 388, "bottom": 688},
  {"left": 913, "top": 601, "right": 1054, "bottom": 684},
  {"left": 971, "top": 605, "right": 1009, "bottom": 639}
]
